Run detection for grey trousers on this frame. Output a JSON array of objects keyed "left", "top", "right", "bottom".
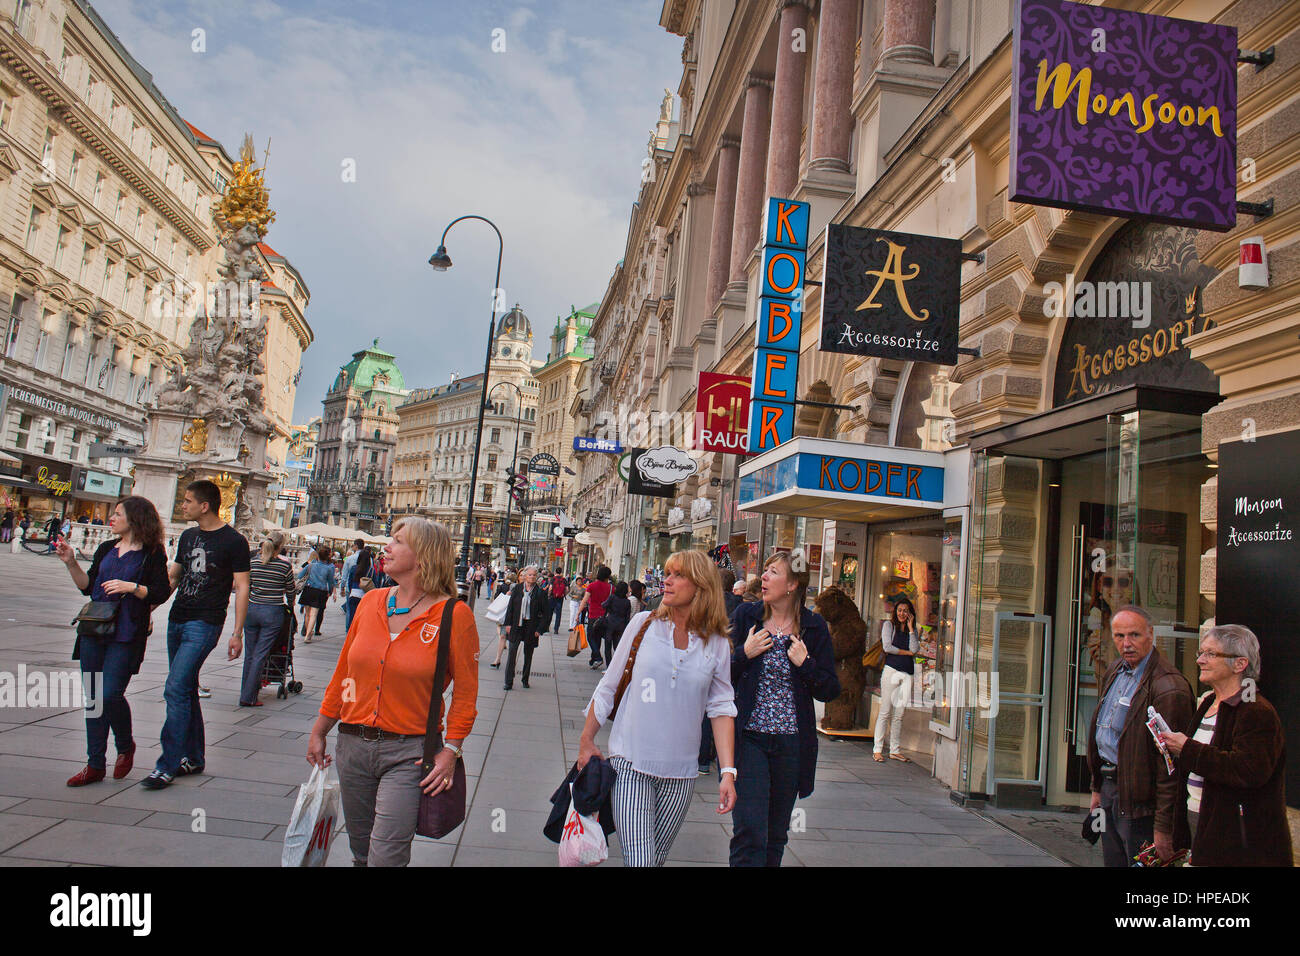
[{"left": 335, "top": 731, "right": 425, "bottom": 867}]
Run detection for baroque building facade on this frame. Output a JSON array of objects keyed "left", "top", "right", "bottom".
[
  {"left": 0, "top": 0, "right": 310, "bottom": 525},
  {"left": 306, "top": 339, "right": 405, "bottom": 534}
]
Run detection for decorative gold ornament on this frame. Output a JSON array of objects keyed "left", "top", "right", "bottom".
[
  {"left": 216, "top": 134, "right": 276, "bottom": 238},
  {"left": 212, "top": 472, "right": 241, "bottom": 525},
  {"left": 238, "top": 443, "right": 250, "bottom": 461},
  {"left": 181, "top": 418, "right": 208, "bottom": 454}
]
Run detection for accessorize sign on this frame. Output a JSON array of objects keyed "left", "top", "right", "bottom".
[
  {"left": 820, "top": 224, "right": 960, "bottom": 365},
  {"left": 1010, "top": 0, "right": 1238, "bottom": 231},
  {"left": 749, "top": 198, "right": 809, "bottom": 454},
  {"left": 1216, "top": 431, "right": 1300, "bottom": 805},
  {"left": 695, "top": 371, "right": 751, "bottom": 455}
]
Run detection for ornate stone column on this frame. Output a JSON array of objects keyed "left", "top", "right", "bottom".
[
  {"left": 766, "top": 1, "right": 810, "bottom": 198},
  {"left": 705, "top": 139, "right": 740, "bottom": 311},
  {"left": 809, "top": 0, "right": 857, "bottom": 172},
  {"left": 882, "top": 0, "right": 936, "bottom": 63},
  {"left": 729, "top": 73, "right": 773, "bottom": 288}
]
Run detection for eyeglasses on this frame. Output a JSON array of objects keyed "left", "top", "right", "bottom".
[
  {"left": 1195, "top": 650, "right": 1243, "bottom": 661},
  {"left": 1101, "top": 576, "right": 1131, "bottom": 588}
]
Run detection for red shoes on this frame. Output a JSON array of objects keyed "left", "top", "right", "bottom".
[
  {"left": 113, "top": 743, "right": 136, "bottom": 780},
  {"left": 66, "top": 766, "right": 106, "bottom": 787}
]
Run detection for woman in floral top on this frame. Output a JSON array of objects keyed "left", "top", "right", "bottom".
[{"left": 728, "top": 551, "right": 840, "bottom": 867}]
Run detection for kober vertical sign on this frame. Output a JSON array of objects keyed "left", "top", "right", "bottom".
[
  {"left": 1010, "top": 0, "right": 1238, "bottom": 231},
  {"left": 749, "top": 197, "right": 809, "bottom": 454}
]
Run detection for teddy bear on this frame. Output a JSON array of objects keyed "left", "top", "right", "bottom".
[{"left": 814, "top": 586, "right": 867, "bottom": 731}]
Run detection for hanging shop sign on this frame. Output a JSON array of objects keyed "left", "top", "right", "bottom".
[
  {"left": 527, "top": 452, "right": 560, "bottom": 476},
  {"left": 586, "top": 509, "right": 612, "bottom": 528},
  {"left": 1216, "top": 430, "right": 1300, "bottom": 805},
  {"left": 695, "top": 371, "right": 751, "bottom": 455},
  {"left": 749, "top": 197, "right": 809, "bottom": 454},
  {"left": 1010, "top": 0, "right": 1238, "bottom": 231},
  {"left": 573, "top": 436, "right": 622, "bottom": 454},
  {"left": 1051, "top": 220, "right": 1217, "bottom": 405},
  {"left": 628, "top": 445, "right": 698, "bottom": 499},
  {"left": 820, "top": 224, "right": 960, "bottom": 365}
]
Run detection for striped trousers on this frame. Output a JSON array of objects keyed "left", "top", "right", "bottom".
[{"left": 610, "top": 756, "right": 695, "bottom": 867}]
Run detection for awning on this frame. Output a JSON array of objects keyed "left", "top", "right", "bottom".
[
  {"left": 966, "top": 385, "right": 1218, "bottom": 458},
  {"left": 737, "top": 436, "right": 968, "bottom": 521}
]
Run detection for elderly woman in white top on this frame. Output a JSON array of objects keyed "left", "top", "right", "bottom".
[{"left": 578, "top": 549, "right": 737, "bottom": 867}]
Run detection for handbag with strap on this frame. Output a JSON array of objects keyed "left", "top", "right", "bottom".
[
  {"left": 608, "top": 614, "right": 655, "bottom": 723},
  {"left": 416, "top": 596, "right": 467, "bottom": 839},
  {"left": 72, "top": 600, "right": 120, "bottom": 639}
]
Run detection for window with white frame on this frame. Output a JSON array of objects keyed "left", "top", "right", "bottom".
[
  {"left": 53, "top": 226, "right": 69, "bottom": 270},
  {"left": 67, "top": 150, "right": 80, "bottom": 188},
  {"left": 61, "top": 338, "right": 76, "bottom": 379},
  {"left": 92, "top": 172, "right": 103, "bottom": 207},
  {"left": 24, "top": 206, "right": 41, "bottom": 253}
]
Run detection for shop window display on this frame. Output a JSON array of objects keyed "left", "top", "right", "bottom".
[{"left": 869, "top": 526, "right": 943, "bottom": 707}]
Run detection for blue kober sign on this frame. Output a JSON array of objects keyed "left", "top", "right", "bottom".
[{"left": 748, "top": 197, "right": 810, "bottom": 455}]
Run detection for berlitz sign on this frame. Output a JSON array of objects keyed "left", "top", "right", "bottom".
[
  {"left": 820, "top": 224, "right": 960, "bottom": 365},
  {"left": 573, "top": 436, "right": 622, "bottom": 454},
  {"left": 1010, "top": 0, "right": 1238, "bottom": 231}
]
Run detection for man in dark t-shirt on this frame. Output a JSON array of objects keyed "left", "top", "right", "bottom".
[{"left": 142, "top": 480, "right": 250, "bottom": 790}]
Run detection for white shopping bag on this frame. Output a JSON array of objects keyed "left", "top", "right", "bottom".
[
  {"left": 484, "top": 592, "right": 510, "bottom": 624},
  {"left": 282, "top": 764, "right": 341, "bottom": 867},
  {"left": 558, "top": 784, "right": 607, "bottom": 867}
]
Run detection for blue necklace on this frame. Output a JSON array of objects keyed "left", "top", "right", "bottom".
[{"left": 387, "top": 588, "right": 423, "bottom": 617}]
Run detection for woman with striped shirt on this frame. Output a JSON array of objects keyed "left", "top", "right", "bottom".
[
  {"left": 240, "top": 531, "right": 296, "bottom": 707},
  {"left": 578, "top": 550, "right": 737, "bottom": 867}
]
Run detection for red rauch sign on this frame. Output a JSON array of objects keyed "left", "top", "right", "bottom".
[{"left": 695, "top": 371, "right": 751, "bottom": 455}]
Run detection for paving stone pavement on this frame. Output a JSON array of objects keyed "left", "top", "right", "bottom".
[{"left": 0, "top": 549, "right": 1063, "bottom": 866}]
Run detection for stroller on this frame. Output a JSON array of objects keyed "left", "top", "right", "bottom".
[{"left": 262, "top": 605, "right": 303, "bottom": 699}]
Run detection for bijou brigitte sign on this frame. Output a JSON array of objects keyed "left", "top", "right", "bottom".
[{"left": 1010, "top": 0, "right": 1238, "bottom": 231}]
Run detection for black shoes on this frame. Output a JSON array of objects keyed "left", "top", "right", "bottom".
[
  {"left": 141, "top": 770, "right": 173, "bottom": 790},
  {"left": 177, "top": 757, "right": 204, "bottom": 776},
  {"left": 521, "top": 680, "right": 530, "bottom": 689}
]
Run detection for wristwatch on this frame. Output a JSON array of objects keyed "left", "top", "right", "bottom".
[
  {"left": 443, "top": 743, "right": 464, "bottom": 760},
  {"left": 719, "top": 766, "right": 738, "bottom": 780}
]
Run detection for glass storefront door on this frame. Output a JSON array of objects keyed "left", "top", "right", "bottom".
[{"left": 1056, "top": 410, "right": 1210, "bottom": 796}]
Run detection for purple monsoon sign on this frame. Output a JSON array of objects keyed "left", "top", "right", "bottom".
[{"left": 1010, "top": 0, "right": 1238, "bottom": 231}]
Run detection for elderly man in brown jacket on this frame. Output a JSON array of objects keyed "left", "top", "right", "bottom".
[{"left": 1088, "top": 605, "right": 1194, "bottom": 866}]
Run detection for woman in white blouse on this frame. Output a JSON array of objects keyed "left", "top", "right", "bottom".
[{"left": 578, "top": 549, "right": 737, "bottom": 867}]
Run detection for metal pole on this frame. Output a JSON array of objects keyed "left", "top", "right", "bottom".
[
  {"left": 489, "top": 381, "right": 522, "bottom": 567},
  {"left": 433, "top": 215, "right": 502, "bottom": 597}
]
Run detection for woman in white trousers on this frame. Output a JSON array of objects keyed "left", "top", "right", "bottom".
[{"left": 874, "top": 598, "right": 918, "bottom": 762}]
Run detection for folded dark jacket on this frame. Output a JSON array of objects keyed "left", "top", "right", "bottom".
[{"left": 544, "top": 758, "right": 617, "bottom": 843}]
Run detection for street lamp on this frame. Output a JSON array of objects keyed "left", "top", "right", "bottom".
[
  {"left": 487, "top": 380, "right": 523, "bottom": 566},
  {"left": 429, "top": 215, "right": 502, "bottom": 597}
]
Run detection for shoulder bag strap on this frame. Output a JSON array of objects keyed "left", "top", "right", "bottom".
[
  {"left": 608, "top": 614, "right": 655, "bottom": 723},
  {"left": 422, "top": 596, "right": 459, "bottom": 772}
]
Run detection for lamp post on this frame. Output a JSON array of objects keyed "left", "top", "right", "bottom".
[
  {"left": 429, "top": 215, "right": 502, "bottom": 597},
  {"left": 487, "top": 379, "right": 523, "bottom": 566}
]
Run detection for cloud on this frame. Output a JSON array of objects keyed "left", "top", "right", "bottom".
[{"left": 89, "top": 0, "right": 681, "bottom": 418}]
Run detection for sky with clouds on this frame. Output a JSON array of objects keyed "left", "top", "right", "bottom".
[{"left": 90, "top": 0, "right": 682, "bottom": 421}]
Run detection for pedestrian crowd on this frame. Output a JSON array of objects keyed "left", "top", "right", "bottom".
[{"left": 44, "top": 491, "right": 1291, "bottom": 868}]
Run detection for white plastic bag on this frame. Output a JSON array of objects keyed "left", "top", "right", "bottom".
[
  {"left": 282, "top": 764, "right": 341, "bottom": 867},
  {"left": 558, "top": 784, "right": 607, "bottom": 867},
  {"left": 484, "top": 592, "right": 510, "bottom": 624}
]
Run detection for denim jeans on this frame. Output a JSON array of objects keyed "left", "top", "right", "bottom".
[
  {"left": 241, "top": 604, "right": 284, "bottom": 705},
  {"left": 1099, "top": 777, "right": 1156, "bottom": 867},
  {"left": 78, "top": 636, "right": 135, "bottom": 771},
  {"left": 730, "top": 729, "right": 801, "bottom": 867},
  {"left": 156, "top": 619, "right": 221, "bottom": 774},
  {"left": 344, "top": 595, "right": 361, "bottom": 632}
]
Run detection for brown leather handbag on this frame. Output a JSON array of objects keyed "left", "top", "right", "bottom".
[{"left": 416, "top": 596, "right": 467, "bottom": 839}]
